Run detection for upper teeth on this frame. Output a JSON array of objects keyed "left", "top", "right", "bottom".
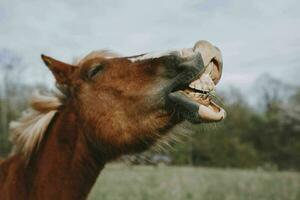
[{"left": 189, "top": 73, "right": 215, "bottom": 92}]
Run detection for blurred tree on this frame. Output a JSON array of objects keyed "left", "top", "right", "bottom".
[
  {"left": 0, "top": 49, "right": 22, "bottom": 155},
  {"left": 170, "top": 81, "right": 300, "bottom": 170},
  {"left": 187, "top": 87, "right": 261, "bottom": 168},
  {"left": 0, "top": 49, "right": 38, "bottom": 156}
]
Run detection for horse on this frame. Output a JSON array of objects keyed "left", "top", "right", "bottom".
[{"left": 0, "top": 40, "right": 225, "bottom": 199}]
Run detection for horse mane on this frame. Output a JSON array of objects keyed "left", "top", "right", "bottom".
[
  {"left": 9, "top": 89, "right": 66, "bottom": 159},
  {"left": 8, "top": 50, "right": 118, "bottom": 160}
]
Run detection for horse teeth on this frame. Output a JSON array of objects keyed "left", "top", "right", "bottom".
[{"left": 194, "top": 74, "right": 215, "bottom": 91}]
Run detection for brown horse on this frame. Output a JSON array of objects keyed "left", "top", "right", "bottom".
[{"left": 0, "top": 40, "right": 225, "bottom": 199}]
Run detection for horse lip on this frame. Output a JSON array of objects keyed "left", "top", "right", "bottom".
[
  {"left": 179, "top": 40, "right": 223, "bottom": 85},
  {"left": 168, "top": 91, "right": 199, "bottom": 112},
  {"left": 168, "top": 90, "right": 226, "bottom": 123}
]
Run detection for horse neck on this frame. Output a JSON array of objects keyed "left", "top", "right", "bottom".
[{"left": 26, "top": 103, "right": 105, "bottom": 199}]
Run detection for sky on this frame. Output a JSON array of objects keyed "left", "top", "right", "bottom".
[{"left": 0, "top": 0, "right": 299, "bottom": 91}]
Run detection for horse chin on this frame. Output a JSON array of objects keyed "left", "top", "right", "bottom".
[{"left": 168, "top": 91, "right": 225, "bottom": 123}]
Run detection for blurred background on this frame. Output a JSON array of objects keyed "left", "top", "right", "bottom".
[{"left": 0, "top": 0, "right": 299, "bottom": 199}]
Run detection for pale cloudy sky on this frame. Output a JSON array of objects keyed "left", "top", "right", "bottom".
[{"left": 0, "top": 0, "right": 299, "bottom": 90}]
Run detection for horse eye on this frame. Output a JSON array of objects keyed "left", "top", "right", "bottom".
[{"left": 87, "top": 64, "right": 105, "bottom": 79}]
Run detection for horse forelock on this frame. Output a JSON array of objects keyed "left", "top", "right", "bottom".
[
  {"left": 77, "top": 50, "right": 119, "bottom": 65},
  {"left": 9, "top": 88, "right": 67, "bottom": 160}
]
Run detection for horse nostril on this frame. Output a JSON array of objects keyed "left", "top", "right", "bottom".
[{"left": 210, "top": 58, "right": 222, "bottom": 85}]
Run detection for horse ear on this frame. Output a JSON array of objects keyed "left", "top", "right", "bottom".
[{"left": 41, "top": 54, "right": 76, "bottom": 84}]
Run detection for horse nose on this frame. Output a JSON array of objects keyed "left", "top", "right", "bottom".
[
  {"left": 193, "top": 40, "right": 222, "bottom": 68},
  {"left": 178, "top": 40, "right": 223, "bottom": 81}
]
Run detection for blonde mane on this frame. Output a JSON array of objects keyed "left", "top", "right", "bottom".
[{"left": 9, "top": 89, "right": 66, "bottom": 158}]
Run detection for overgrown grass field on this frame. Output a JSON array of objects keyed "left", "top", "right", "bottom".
[{"left": 88, "top": 164, "right": 300, "bottom": 200}]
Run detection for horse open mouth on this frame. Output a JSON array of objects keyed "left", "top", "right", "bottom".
[{"left": 169, "top": 41, "right": 226, "bottom": 123}]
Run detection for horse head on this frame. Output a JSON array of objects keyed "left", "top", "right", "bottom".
[{"left": 41, "top": 40, "right": 225, "bottom": 157}]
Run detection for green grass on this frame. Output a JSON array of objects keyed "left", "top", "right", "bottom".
[{"left": 88, "top": 164, "right": 300, "bottom": 200}]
